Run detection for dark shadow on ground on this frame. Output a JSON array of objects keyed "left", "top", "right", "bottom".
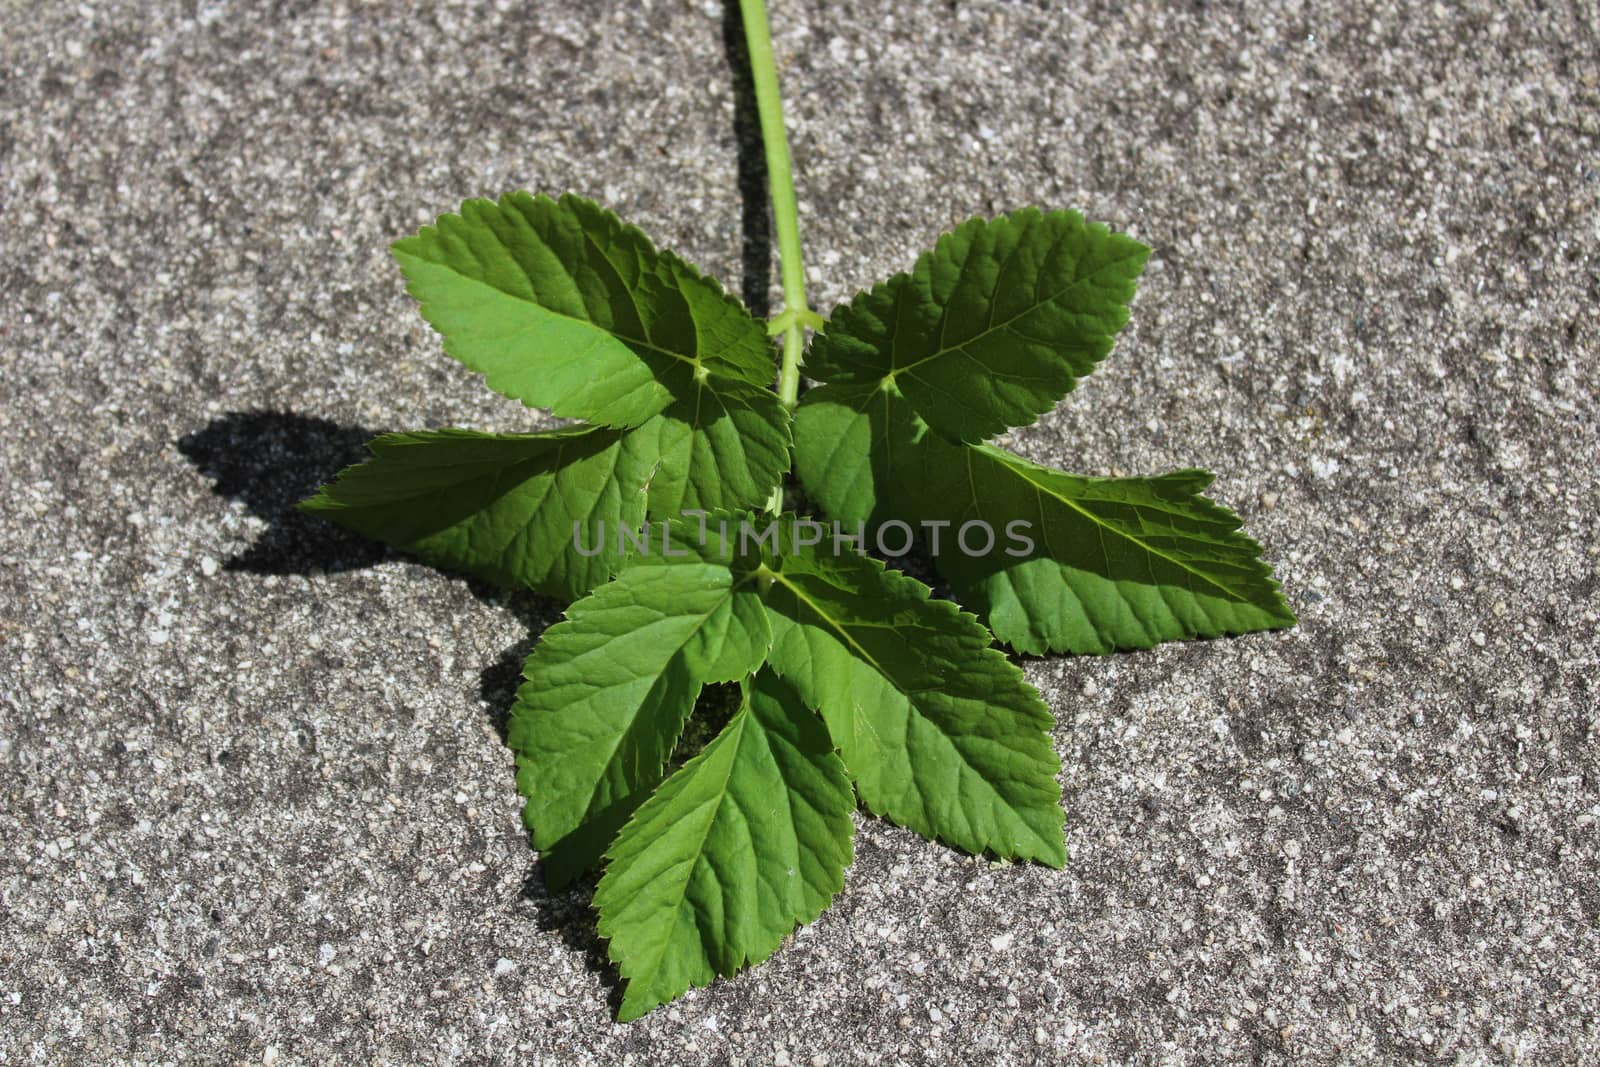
[
  {"left": 177, "top": 411, "right": 389, "bottom": 574},
  {"left": 722, "top": 0, "right": 772, "bottom": 318},
  {"left": 514, "top": 868, "right": 623, "bottom": 1015},
  {"left": 179, "top": 410, "right": 565, "bottom": 730},
  {"left": 180, "top": 410, "right": 615, "bottom": 996},
  {"left": 477, "top": 593, "right": 556, "bottom": 743}
]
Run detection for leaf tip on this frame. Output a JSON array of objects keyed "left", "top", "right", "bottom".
[
  {"left": 295, "top": 485, "right": 339, "bottom": 515},
  {"left": 1037, "top": 836, "right": 1068, "bottom": 870},
  {"left": 613, "top": 988, "right": 656, "bottom": 1024}
]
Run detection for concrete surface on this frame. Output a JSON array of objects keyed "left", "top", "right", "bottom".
[{"left": 3, "top": 0, "right": 1598, "bottom": 1063}]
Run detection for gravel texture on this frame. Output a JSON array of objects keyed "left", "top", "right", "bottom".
[{"left": 3, "top": 0, "right": 1599, "bottom": 1063}]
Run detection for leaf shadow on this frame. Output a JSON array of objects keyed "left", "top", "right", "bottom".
[
  {"left": 514, "top": 868, "right": 623, "bottom": 1016},
  {"left": 722, "top": 0, "right": 771, "bottom": 319},
  {"left": 177, "top": 410, "right": 390, "bottom": 574},
  {"left": 178, "top": 410, "right": 570, "bottom": 740},
  {"left": 180, "top": 409, "right": 628, "bottom": 1002}
]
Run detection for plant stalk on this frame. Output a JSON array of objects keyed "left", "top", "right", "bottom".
[{"left": 740, "top": 0, "right": 814, "bottom": 515}]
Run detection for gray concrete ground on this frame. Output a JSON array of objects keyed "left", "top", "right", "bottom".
[{"left": 3, "top": 0, "right": 1598, "bottom": 1063}]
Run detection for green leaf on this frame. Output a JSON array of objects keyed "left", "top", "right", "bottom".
[
  {"left": 299, "top": 425, "right": 638, "bottom": 598},
  {"left": 298, "top": 379, "right": 789, "bottom": 600},
  {"left": 806, "top": 208, "right": 1149, "bottom": 442},
  {"left": 506, "top": 535, "right": 771, "bottom": 887},
  {"left": 793, "top": 384, "right": 1296, "bottom": 655},
  {"left": 757, "top": 523, "right": 1065, "bottom": 866},
  {"left": 394, "top": 192, "right": 776, "bottom": 428},
  {"left": 595, "top": 668, "right": 854, "bottom": 1021}
]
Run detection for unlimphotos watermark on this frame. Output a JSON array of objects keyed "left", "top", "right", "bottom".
[{"left": 573, "top": 510, "right": 1035, "bottom": 559}]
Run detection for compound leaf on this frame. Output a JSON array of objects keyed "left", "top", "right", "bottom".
[
  {"left": 302, "top": 185, "right": 1297, "bottom": 1024},
  {"left": 758, "top": 525, "right": 1065, "bottom": 866},
  {"left": 793, "top": 385, "right": 1296, "bottom": 655},
  {"left": 299, "top": 379, "right": 788, "bottom": 600},
  {"left": 596, "top": 668, "right": 854, "bottom": 1021},
  {"left": 394, "top": 192, "right": 776, "bottom": 427},
  {"left": 506, "top": 537, "right": 771, "bottom": 888},
  {"left": 806, "top": 208, "right": 1148, "bottom": 442}
]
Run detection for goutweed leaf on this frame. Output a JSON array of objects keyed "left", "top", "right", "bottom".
[
  {"left": 805, "top": 208, "right": 1148, "bottom": 443},
  {"left": 298, "top": 380, "right": 788, "bottom": 599},
  {"left": 759, "top": 523, "right": 1066, "bottom": 865},
  {"left": 794, "top": 384, "right": 1294, "bottom": 654},
  {"left": 394, "top": 192, "right": 776, "bottom": 427},
  {"left": 595, "top": 668, "right": 854, "bottom": 1021},
  {"left": 507, "top": 534, "right": 771, "bottom": 887},
  {"left": 303, "top": 189, "right": 1294, "bottom": 1022}
]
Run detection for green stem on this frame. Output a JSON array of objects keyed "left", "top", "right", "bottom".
[{"left": 740, "top": 0, "right": 814, "bottom": 515}]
